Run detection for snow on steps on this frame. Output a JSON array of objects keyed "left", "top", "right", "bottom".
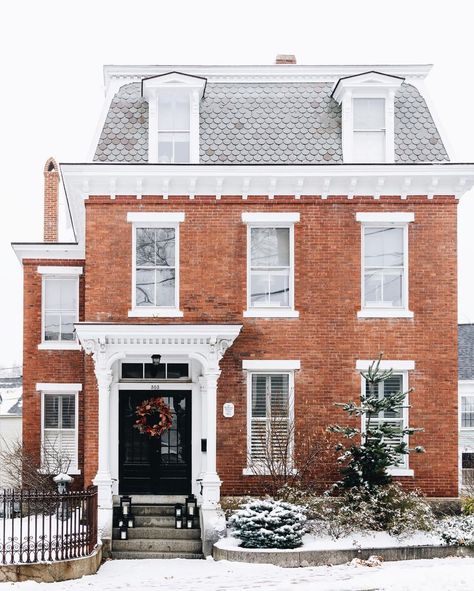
[{"left": 112, "top": 504, "right": 203, "bottom": 560}]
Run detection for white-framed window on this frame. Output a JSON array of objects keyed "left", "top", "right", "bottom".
[
  {"left": 127, "top": 212, "right": 184, "bottom": 317},
  {"left": 462, "top": 452, "right": 474, "bottom": 487},
  {"left": 38, "top": 266, "right": 82, "bottom": 350},
  {"left": 37, "top": 383, "right": 82, "bottom": 475},
  {"left": 352, "top": 98, "right": 386, "bottom": 163},
  {"left": 242, "top": 360, "right": 299, "bottom": 475},
  {"left": 141, "top": 73, "right": 206, "bottom": 164},
  {"left": 356, "top": 213, "right": 414, "bottom": 318},
  {"left": 157, "top": 93, "right": 191, "bottom": 163},
  {"left": 242, "top": 213, "right": 299, "bottom": 318},
  {"left": 331, "top": 72, "right": 403, "bottom": 163},
  {"left": 357, "top": 359, "right": 414, "bottom": 476},
  {"left": 461, "top": 395, "right": 474, "bottom": 429}
]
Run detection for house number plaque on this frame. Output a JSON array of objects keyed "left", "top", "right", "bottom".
[
  {"left": 223, "top": 402, "right": 234, "bottom": 418},
  {"left": 151, "top": 384, "right": 160, "bottom": 390}
]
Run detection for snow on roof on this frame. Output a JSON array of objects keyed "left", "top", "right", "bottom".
[{"left": 0, "top": 386, "right": 22, "bottom": 416}]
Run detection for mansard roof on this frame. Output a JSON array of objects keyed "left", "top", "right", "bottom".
[{"left": 93, "top": 70, "right": 448, "bottom": 164}]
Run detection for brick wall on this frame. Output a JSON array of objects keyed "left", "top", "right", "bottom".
[{"left": 23, "top": 195, "right": 458, "bottom": 496}]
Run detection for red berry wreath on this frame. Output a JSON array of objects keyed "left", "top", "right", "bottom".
[{"left": 134, "top": 396, "right": 173, "bottom": 437}]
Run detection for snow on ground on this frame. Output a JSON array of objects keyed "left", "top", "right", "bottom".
[
  {"left": 1, "top": 556, "right": 474, "bottom": 591},
  {"left": 215, "top": 530, "right": 444, "bottom": 551}
]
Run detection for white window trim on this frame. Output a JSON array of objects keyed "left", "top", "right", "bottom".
[
  {"left": 242, "top": 360, "right": 301, "bottom": 371},
  {"left": 37, "top": 266, "right": 83, "bottom": 275},
  {"left": 243, "top": 368, "right": 295, "bottom": 476},
  {"left": 332, "top": 72, "right": 403, "bottom": 163},
  {"left": 127, "top": 213, "right": 184, "bottom": 318},
  {"left": 459, "top": 383, "right": 474, "bottom": 432},
  {"left": 38, "top": 383, "right": 82, "bottom": 475},
  {"left": 242, "top": 213, "right": 299, "bottom": 318},
  {"left": 142, "top": 73, "right": 205, "bottom": 164},
  {"left": 358, "top": 362, "right": 414, "bottom": 476},
  {"left": 39, "top": 273, "right": 81, "bottom": 350},
  {"left": 357, "top": 214, "right": 414, "bottom": 319}
]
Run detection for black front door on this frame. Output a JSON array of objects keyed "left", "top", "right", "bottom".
[{"left": 119, "top": 390, "right": 192, "bottom": 494}]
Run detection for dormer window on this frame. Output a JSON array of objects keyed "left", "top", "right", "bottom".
[
  {"left": 158, "top": 93, "right": 191, "bottom": 163},
  {"left": 353, "top": 98, "right": 386, "bottom": 162},
  {"left": 141, "top": 72, "right": 206, "bottom": 164},
  {"left": 332, "top": 71, "right": 404, "bottom": 164}
]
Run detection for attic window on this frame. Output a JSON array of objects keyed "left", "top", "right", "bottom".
[
  {"left": 141, "top": 72, "right": 207, "bottom": 164},
  {"left": 158, "top": 94, "right": 191, "bottom": 163},
  {"left": 353, "top": 98, "right": 386, "bottom": 162}
]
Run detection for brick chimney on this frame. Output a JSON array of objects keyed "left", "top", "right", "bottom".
[
  {"left": 275, "top": 54, "right": 297, "bottom": 65},
  {"left": 43, "top": 157, "right": 59, "bottom": 242}
]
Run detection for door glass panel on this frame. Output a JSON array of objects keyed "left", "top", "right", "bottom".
[
  {"left": 122, "top": 363, "right": 144, "bottom": 379},
  {"left": 144, "top": 363, "right": 166, "bottom": 379},
  {"left": 166, "top": 363, "right": 189, "bottom": 379}
]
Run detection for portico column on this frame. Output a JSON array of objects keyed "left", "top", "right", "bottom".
[
  {"left": 92, "top": 368, "right": 113, "bottom": 539},
  {"left": 200, "top": 370, "right": 221, "bottom": 509}
]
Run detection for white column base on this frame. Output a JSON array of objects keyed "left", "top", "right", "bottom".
[
  {"left": 200, "top": 506, "right": 226, "bottom": 557},
  {"left": 201, "top": 472, "right": 222, "bottom": 510},
  {"left": 93, "top": 473, "right": 114, "bottom": 540}
]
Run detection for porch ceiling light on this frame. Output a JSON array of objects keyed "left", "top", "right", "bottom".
[{"left": 151, "top": 354, "right": 162, "bottom": 366}]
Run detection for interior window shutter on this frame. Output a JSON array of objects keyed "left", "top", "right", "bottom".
[{"left": 250, "top": 375, "right": 268, "bottom": 462}]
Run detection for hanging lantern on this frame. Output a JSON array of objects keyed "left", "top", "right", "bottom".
[
  {"left": 119, "top": 525, "right": 128, "bottom": 540},
  {"left": 120, "top": 496, "right": 132, "bottom": 517},
  {"left": 185, "top": 494, "right": 197, "bottom": 518}
]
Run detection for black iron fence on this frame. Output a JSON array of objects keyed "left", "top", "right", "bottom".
[{"left": 0, "top": 486, "right": 97, "bottom": 564}]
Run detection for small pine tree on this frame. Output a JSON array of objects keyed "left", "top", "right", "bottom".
[
  {"left": 329, "top": 354, "right": 424, "bottom": 490},
  {"left": 228, "top": 499, "right": 307, "bottom": 549}
]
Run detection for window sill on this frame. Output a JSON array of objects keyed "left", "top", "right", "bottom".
[
  {"left": 357, "top": 309, "right": 414, "bottom": 319},
  {"left": 243, "top": 309, "right": 299, "bottom": 318},
  {"left": 128, "top": 308, "right": 184, "bottom": 318},
  {"left": 38, "top": 342, "right": 82, "bottom": 351},
  {"left": 387, "top": 468, "right": 414, "bottom": 477},
  {"left": 37, "top": 468, "right": 81, "bottom": 476},
  {"left": 242, "top": 467, "right": 298, "bottom": 476}
]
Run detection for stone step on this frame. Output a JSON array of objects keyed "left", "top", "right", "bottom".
[
  {"left": 113, "top": 526, "right": 201, "bottom": 540},
  {"left": 128, "top": 504, "right": 181, "bottom": 516},
  {"left": 112, "top": 551, "right": 203, "bottom": 560},
  {"left": 112, "top": 538, "right": 202, "bottom": 553},
  {"left": 132, "top": 515, "right": 176, "bottom": 527},
  {"left": 113, "top": 494, "right": 188, "bottom": 505}
]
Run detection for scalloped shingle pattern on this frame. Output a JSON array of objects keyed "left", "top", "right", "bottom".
[{"left": 93, "top": 81, "right": 448, "bottom": 163}]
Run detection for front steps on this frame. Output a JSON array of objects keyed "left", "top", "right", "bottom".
[{"left": 112, "top": 503, "right": 203, "bottom": 560}]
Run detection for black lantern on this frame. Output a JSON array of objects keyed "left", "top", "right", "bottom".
[
  {"left": 151, "top": 354, "right": 161, "bottom": 366},
  {"left": 185, "top": 494, "right": 197, "bottom": 519},
  {"left": 186, "top": 517, "right": 194, "bottom": 529},
  {"left": 127, "top": 516, "right": 135, "bottom": 528},
  {"left": 174, "top": 503, "right": 184, "bottom": 518},
  {"left": 120, "top": 496, "right": 132, "bottom": 517},
  {"left": 119, "top": 525, "right": 128, "bottom": 540},
  {"left": 117, "top": 516, "right": 126, "bottom": 528},
  {"left": 175, "top": 515, "right": 183, "bottom": 529}
]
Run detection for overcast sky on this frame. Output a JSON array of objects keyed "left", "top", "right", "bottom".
[{"left": 1, "top": 0, "right": 474, "bottom": 366}]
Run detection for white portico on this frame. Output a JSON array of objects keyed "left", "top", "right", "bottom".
[{"left": 74, "top": 322, "right": 242, "bottom": 549}]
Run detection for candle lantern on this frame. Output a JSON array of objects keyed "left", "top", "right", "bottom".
[
  {"left": 185, "top": 494, "right": 197, "bottom": 518},
  {"left": 174, "top": 503, "right": 184, "bottom": 518},
  {"left": 120, "top": 496, "right": 132, "bottom": 517},
  {"left": 186, "top": 517, "right": 194, "bottom": 529},
  {"left": 117, "top": 516, "right": 125, "bottom": 528},
  {"left": 175, "top": 515, "right": 183, "bottom": 529},
  {"left": 127, "top": 516, "right": 135, "bottom": 528},
  {"left": 119, "top": 525, "right": 128, "bottom": 540}
]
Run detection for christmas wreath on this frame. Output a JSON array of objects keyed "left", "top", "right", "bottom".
[{"left": 134, "top": 397, "right": 173, "bottom": 437}]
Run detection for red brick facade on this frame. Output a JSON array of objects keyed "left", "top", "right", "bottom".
[{"left": 22, "top": 194, "right": 458, "bottom": 497}]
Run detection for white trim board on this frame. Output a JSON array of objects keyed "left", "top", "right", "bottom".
[
  {"left": 356, "top": 212, "right": 414, "bottom": 223},
  {"left": 37, "top": 266, "right": 83, "bottom": 275},
  {"left": 242, "top": 360, "right": 301, "bottom": 371},
  {"left": 356, "top": 360, "right": 415, "bottom": 371},
  {"left": 36, "top": 383, "right": 83, "bottom": 392}
]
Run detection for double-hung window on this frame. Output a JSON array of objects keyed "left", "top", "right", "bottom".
[
  {"left": 352, "top": 98, "right": 386, "bottom": 163},
  {"left": 38, "top": 383, "right": 82, "bottom": 475},
  {"left": 242, "top": 360, "right": 299, "bottom": 475},
  {"left": 357, "top": 213, "right": 414, "bottom": 318},
  {"left": 461, "top": 395, "right": 474, "bottom": 429},
  {"left": 38, "top": 267, "right": 82, "bottom": 350},
  {"left": 158, "top": 94, "right": 190, "bottom": 163},
  {"left": 242, "top": 213, "right": 299, "bottom": 318},
  {"left": 127, "top": 212, "right": 184, "bottom": 317}
]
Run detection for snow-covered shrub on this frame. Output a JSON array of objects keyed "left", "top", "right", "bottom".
[
  {"left": 461, "top": 497, "right": 474, "bottom": 516},
  {"left": 228, "top": 499, "right": 307, "bottom": 549},
  {"left": 435, "top": 515, "right": 474, "bottom": 547},
  {"left": 308, "top": 484, "right": 434, "bottom": 539}
]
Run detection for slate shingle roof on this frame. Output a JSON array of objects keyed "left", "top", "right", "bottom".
[
  {"left": 459, "top": 325, "right": 474, "bottom": 381},
  {"left": 94, "top": 80, "right": 448, "bottom": 163}
]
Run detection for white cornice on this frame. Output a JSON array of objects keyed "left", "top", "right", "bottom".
[
  {"left": 103, "top": 64, "right": 432, "bottom": 94},
  {"left": 60, "top": 162, "right": 474, "bottom": 245},
  {"left": 11, "top": 243, "right": 85, "bottom": 263}
]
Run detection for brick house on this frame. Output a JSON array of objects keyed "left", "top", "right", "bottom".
[{"left": 12, "top": 57, "right": 474, "bottom": 553}]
